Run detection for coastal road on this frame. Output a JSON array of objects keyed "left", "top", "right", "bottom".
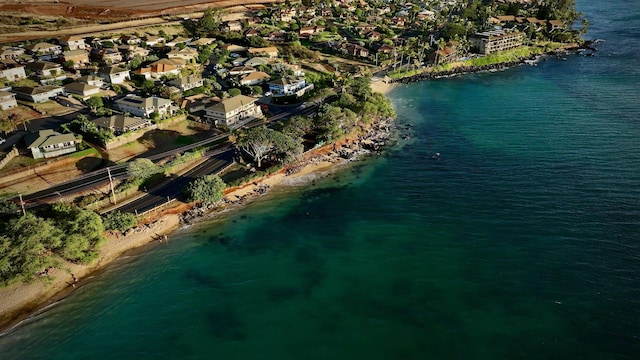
[{"left": 112, "top": 147, "right": 234, "bottom": 215}]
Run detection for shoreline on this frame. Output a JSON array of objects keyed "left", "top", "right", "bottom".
[{"left": 0, "top": 112, "right": 394, "bottom": 334}]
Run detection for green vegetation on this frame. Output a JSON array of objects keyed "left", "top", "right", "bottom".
[
  {"left": 185, "top": 174, "right": 226, "bottom": 205},
  {"left": 235, "top": 126, "right": 302, "bottom": 168},
  {"left": 102, "top": 211, "right": 138, "bottom": 232},
  {"left": 66, "top": 114, "right": 114, "bottom": 145},
  {"left": 127, "top": 158, "right": 162, "bottom": 180},
  {"left": 0, "top": 204, "right": 106, "bottom": 286}
]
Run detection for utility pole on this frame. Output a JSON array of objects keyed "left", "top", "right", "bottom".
[
  {"left": 19, "top": 193, "right": 25, "bottom": 216},
  {"left": 107, "top": 167, "right": 117, "bottom": 204}
]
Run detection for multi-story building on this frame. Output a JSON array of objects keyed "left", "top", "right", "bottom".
[
  {"left": 59, "top": 35, "right": 88, "bottom": 51},
  {"left": 115, "top": 95, "right": 176, "bottom": 118},
  {"left": 203, "top": 95, "right": 262, "bottom": 127},
  {"left": 268, "top": 77, "right": 314, "bottom": 98},
  {"left": 471, "top": 30, "right": 525, "bottom": 55},
  {"left": 24, "top": 129, "right": 77, "bottom": 159}
]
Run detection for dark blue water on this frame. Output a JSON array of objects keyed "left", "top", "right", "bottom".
[{"left": 1, "top": 0, "right": 639, "bottom": 358}]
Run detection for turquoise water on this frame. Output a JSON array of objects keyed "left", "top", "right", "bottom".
[{"left": 2, "top": 1, "right": 640, "bottom": 358}]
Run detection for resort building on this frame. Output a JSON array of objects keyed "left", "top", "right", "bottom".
[
  {"left": 203, "top": 95, "right": 263, "bottom": 127},
  {"left": 0, "top": 91, "right": 18, "bottom": 110},
  {"left": 24, "top": 129, "right": 77, "bottom": 159},
  {"left": 115, "top": 95, "right": 177, "bottom": 118},
  {"left": 471, "top": 30, "right": 525, "bottom": 55}
]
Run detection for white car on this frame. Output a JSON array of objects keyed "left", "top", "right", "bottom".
[{"left": 0, "top": 138, "right": 6, "bottom": 145}]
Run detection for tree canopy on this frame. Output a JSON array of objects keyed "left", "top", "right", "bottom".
[
  {"left": 128, "top": 158, "right": 162, "bottom": 179},
  {"left": 185, "top": 175, "right": 226, "bottom": 205}
]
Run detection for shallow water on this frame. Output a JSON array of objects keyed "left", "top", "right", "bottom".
[{"left": 1, "top": 0, "right": 639, "bottom": 358}]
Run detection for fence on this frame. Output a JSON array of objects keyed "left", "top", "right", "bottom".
[
  {"left": 136, "top": 198, "right": 176, "bottom": 218},
  {"left": 0, "top": 147, "right": 19, "bottom": 171}
]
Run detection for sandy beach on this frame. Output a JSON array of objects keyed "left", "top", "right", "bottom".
[{"left": 370, "top": 77, "right": 397, "bottom": 95}]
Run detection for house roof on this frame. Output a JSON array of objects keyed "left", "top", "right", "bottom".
[
  {"left": 230, "top": 65, "right": 256, "bottom": 73},
  {"left": 92, "top": 114, "right": 150, "bottom": 131},
  {"left": 0, "top": 91, "right": 15, "bottom": 98},
  {"left": 97, "top": 66, "right": 129, "bottom": 75},
  {"left": 26, "top": 42, "right": 60, "bottom": 52},
  {"left": 25, "top": 61, "right": 61, "bottom": 71},
  {"left": 168, "top": 47, "right": 198, "bottom": 55},
  {"left": 25, "top": 129, "right": 75, "bottom": 149},
  {"left": 169, "top": 75, "right": 203, "bottom": 86},
  {"left": 268, "top": 77, "right": 302, "bottom": 86},
  {"left": 12, "top": 85, "right": 62, "bottom": 95},
  {"left": 78, "top": 75, "right": 103, "bottom": 83},
  {"left": 60, "top": 35, "right": 84, "bottom": 42},
  {"left": 63, "top": 49, "right": 89, "bottom": 57},
  {"left": 206, "top": 95, "right": 256, "bottom": 114},
  {"left": 190, "top": 38, "right": 215, "bottom": 46},
  {"left": 115, "top": 95, "right": 173, "bottom": 109},
  {"left": 241, "top": 71, "right": 271, "bottom": 82},
  {"left": 64, "top": 82, "right": 100, "bottom": 93},
  {"left": 244, "top": 57, "right": 269, "bottom": 67},
  {"left": 248, "top": 46, "right": 278, "bottom": 55}
]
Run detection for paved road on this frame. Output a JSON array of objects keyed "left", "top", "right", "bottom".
[{"left": 115, "top": 147, "right": 234, "bottom": 214}]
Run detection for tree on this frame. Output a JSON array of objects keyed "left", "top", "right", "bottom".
[
  {"left": 251, "top": 85, "right": 263, "bottom": 95},
  {"left": 128, "top": 158, "right": 161, "bottom": 179},
  {"left": 102, "top": 211, "right": 137, "bottom": 232},
  {"left": 236, "top": 126, "right": 278, "bottom": 168},
  {"left": 129, "top": 55, "right": 143, "bottom": 70},
  {"left": 51, "top": 203, "right": 104, "bottom": 264},
  {"left": 86, "top": 96, "right": 103, "bottom": 112},
  {"left": 185, "top": 175, "right": 226, "bottom": 205},
  {"left": 228, "top": 88, "right": 242, "bottom": 97}
]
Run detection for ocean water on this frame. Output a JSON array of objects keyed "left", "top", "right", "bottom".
[{"left": 1, "top": 0, "right": 639, "bottom": 358}]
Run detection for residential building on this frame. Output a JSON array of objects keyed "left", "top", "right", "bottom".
[
  {"left": 119, "top": 35, "right": 141, "bottom": 45},
  {"left": 342, "top": 43, "right": 369, "bottom": 58},
  {"left": 144, "top": 35, "right": 165, "bottom": 47},
  {"left": 203, "top": 95, "right": 263, "bottom": 127},
  {"left": 247, "top": 47, "right": 279, "bottom": 59},
  {"left": 59, "top": 35, "right": 87, "bottom": 50},
  {"left": 91, "top": 48, "right": 123, "bottom": 64},
  {"left": 244, "top": 57, "right": 270, "bottom": 67},
  {"left": 0, "top": 63, "right": 26, "bottom": 82},
  {"left": 25, "top": 61, "right": 64, "bottom": 78},
  {"left": 471, "top": 30, "right": 524, "bottom": 55},
  {"left": 25, "top": 129, "right": 77, "bottom": 159},
  {"left": 97, "top": 66, "right": 130, "bottom": 84},
  {"left": 229, "top": 66, "right": 256, "bottom": 76},
  {"left": 0, "top": 46, "right": 25, "bottom": 60},
  {"left": 268, "top": 77, "right": 314, "bottom": 97},
  {"left": 115, "top": 95, "right": 177, "bottom": 118},
  {"left": 547, "top": 20, "right": 564, "bottom": 31},
  {"left": 118, "top": 45, "right": 150, "bottom": 60},
  {"left": 62, "top": 49, "right": 90, "bottom": 68},
  {"left": 190, "top": 38, "right": 215, "bottom": 47},
  {"left": 135, "top": 58, "right": 183, "bottom": 79},
  {"left": 166, "top": 37, "right": 191, "bottom": 47},
  {"left": 240, "top": 71, "right": 271, "bottom": 86},
  {"left": 12, "top": 85, "right": 64, "bottom": 103},
  {"left": 64, "top": 82, "right": 101, "bottom": 98},
  {"left": 222, "top": 44, "right": 248, "bottom": 54},
  {"left": 225, "top": 21, "right": 242, "bottom": 32},
  {"left": 92, "top": 114, "right": 152, "bottom": 135},
  {"left": 0, "top": 91, "right": 17, "bottom": 110},
  {"left": 26, "top": 42, "right": 62, "bottom": 56},
  {"left": 77, "top": 75, "right": 104, "bottom": 87},
  {"left": 167, "top": 47, "right": 198, "bottom": 62},
  {"left": 168, "top": 75, "right": 204, "bottom": 91}
]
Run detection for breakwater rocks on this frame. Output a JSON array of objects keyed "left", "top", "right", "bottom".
[{"left": 392, "top": 59, "right": 530, "bottom": 84}]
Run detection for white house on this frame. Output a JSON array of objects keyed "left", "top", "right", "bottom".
[
  {"left": 240, "top": 71, "right": 271, "bottom": 86},
  {"left": 0, "top": 91, "right": 18, "bottom": 110},
  {"left": 24, "top": 129, "right": 77, "bottom": 159},
  {"left": 168, "top": 75, "right": 204, "bottom": 92},
  {"left": 59, "top": 35, "right": 87, "bottom": 50},
  {"left": 203, "top": 95, "right": 263, "bottom": 127},
  {"left": 25, "top": 61, "right": 64, "bottom": 78},
  {"left": 64, "top": 82, "right": 101, "bottom": 98},
  {"left": 0, "top": 46, "right": 25, "bottom": 60},
  {"left": 12, "top": 85, "right": 64, "bottom": 103},
  {"left": 26, "top": 42, "right": 62, "bottom": 56},
  {"left": 167, "top": 47, "right": 198, "bottom": 62},
  {"left": 97, "top": 66, "right": 130, "bottom": 84},
  {"left": 0, "top": 63, "right": 26, "bottom": 82},
  {"left": 115, "top": 95, "right": 177, "bottom": 118},
  {"left": 268, "top": 77, "right": 314, "bottom": 97},
  {"left": 77, "top": 75, "right": 104, "bottom": 88}
]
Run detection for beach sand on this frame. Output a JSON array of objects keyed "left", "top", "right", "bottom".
[{"left": 370, "top": 77, "right": 397, "bottom": 95}]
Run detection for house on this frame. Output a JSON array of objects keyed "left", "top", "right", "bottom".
[
  {"left": 0, "top": 63, "right": 26, "bottom": 81},
  {"left": 342, "top": 43, "right": 369, "bottom": 58},
  {"left": 547, "top": 20, "right": 564, "bottom": 31},
  {"left": 364, "top": 30, "right": 382, "bottom": 41},
  {"left": 59, "top": 35, "right": 87, "bottom": 50},
  {"left": 77, "top": 75, "right": 104, "bottom": 87},
  {"left": 471, "top": 30, "right": 524, "bottom": 55},
  {"left": 64, "top": 82, "right": 101, "bottom": 98},
  {"left": 265, "top": 31, "right": 287, "bottom": 43},
  {"left": 225, "top": 21, "right": 243, "bottom": 32},
  {"left": 222, "top": 44, "right": 248, "bottom": 54},
  {"left": 166, "top": 37, "right": 191, "bottom": 47},
  {"left": 168, "top": 75, "right": 204, "bottom": 91},
  {"left": 119, "top": 35, "right": 141, "bottom": 45},
  {"left": 0, "top": 46, "right": 25, "bottom": 60},
  {"left": 247, "top": 47, "right": 279, "bottom": 59},
  {"left": 92, "top": 114, "right": 152, "bottom": 135},
  {"left": 25, "top": 129, "right": 77, "bottom": 159},
  {"left": 203, "top": 95, "right": 263, "bottom": 127},
  {"left": 115, "top": 95, "right": 177, "bottom": 118},
  {"left": 97, "top": 66, "right": 130, "bottom": 84},
  {"left": 299, "top": 26, "right": 325, "bottom": 38},
  {"left": 283, "top": 63, "right": 304, "bottom": 76},
  {"left": 91, "top": 48, "right": 123, "bottom": 65},
  {"left": 144, "top": 35, "right": 165, "bottom": 47},
  {"left": 232, "top": 57, "right": 248, "bottom": 66},
  {"left": 229, "top": 66, "right": 256, "bottom": 76},
  {"left": 26, "top": 42, "right": 62, "bottom": 56},
  {"left": 244, "top": 29, "right": 260, "bottom": 38},
  {"left": 62, "top": 49, "right": 90, "bottom": 68},
  {"left": 268, "top": 77, "right": 314, "bottom": 97},
  {"left": 244, "top": 57, "right": 270, "bottom": 67},
  {"left": 118, "top": 45, "right": 150, "bottom": 60},
  {"left": 240, "top": 71, "right": 271, "bottom": 86},
  {"left": 147, "top": 58, "right": 182, "bottom": 78},
  {"left": 430, "top": 41, "right": 458, "bottom": 65},
  {"left": 376, "top": 44, "right": 395, "bottom": 54},
  {"left": 0, "top": 91, "right": 17, "bottom": 110},
  {"left": 167, "top": 47, "right": 198, "bottom": 62},
  {"left": 25, "top": 61, "right": 64, "bottom": 78},
  {"left": 12, "top": 85, "right": 64, "bottom": 103},
  {"left": 190, "top": 38, "right": 215, "bottom": 47}
]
